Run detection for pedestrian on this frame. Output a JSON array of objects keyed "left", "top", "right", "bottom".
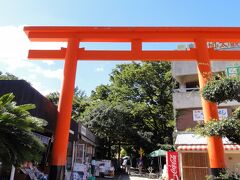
[
  {"left": 122, "top": 158, "right": 127, "bottom": 171},
  {"left": 91, "top": 157, "right": 96, "bottom": 176},
  {"left": 137, "top": 157, "right": 143, "bottom": 174},
  {"left": 126, "top": 158, "right": 131, "bottom": 175}
]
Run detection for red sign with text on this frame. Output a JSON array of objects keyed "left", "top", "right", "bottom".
[{"left": 167, "top": 151, "right": 180, "bottom": 180}]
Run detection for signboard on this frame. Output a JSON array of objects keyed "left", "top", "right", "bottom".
[
  {"left": 193, "top": 109, "right": 228, "bottom": 121},
  {"left": 167, "top": 151, "right": 180, "bottom": 180},
  {"left": 187, "top": 42, "right": 240, "bottom": 50},
  {"left": 71, "top": 163, "right": 87, "bottom": 180},
  {"left": 208, "top": 42, "right": 240, "bottom": 50},
  {"left": 226, "top": 66, "right": 240, "bottom": 77}
]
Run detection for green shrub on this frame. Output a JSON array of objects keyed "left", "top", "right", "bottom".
[
  {"left": 202, "top": 77, "right": 240, "bottom": 103},
  {"left": 206, "top": 169, "right": 240, "bottom": 180},
  {"left": 194, "top": 117, "right": 240, "bottom": 144}
]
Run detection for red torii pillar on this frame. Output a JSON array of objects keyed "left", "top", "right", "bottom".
[
  {"left": 49, "top": 38, "right": 79, "bottom": 179},
  {"left": 196, "top": 39, "right": 225, "bottom": 175},
  {"left": 24, "top": 26, "right": 240, "bottom": 179}
]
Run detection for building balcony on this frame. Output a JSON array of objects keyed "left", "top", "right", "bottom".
[
  {"left": 171, "top": 61, "right": 240, "bottom": 80},
  {"left": 173, "top": 88, "right": 240, "bottom": 109}
]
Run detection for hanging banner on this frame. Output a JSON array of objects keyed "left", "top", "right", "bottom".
[
  {"left": 193, "top": 108, "right": 228, "bottom": 121},
  {"left": 167, "top": 151, "right": 180, "bottom": 180}
]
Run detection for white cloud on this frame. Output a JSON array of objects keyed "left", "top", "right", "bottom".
[
  {"left": 96, "top": 66, "right": 104, "bottom": 72},
  {"left": 0, "top": 25, "right": 66, "bottom": 94},
  {"left": 0, "top": 26, "right": 29, "bottom": 59},
  {"left": 31, "top": 81, "right": 58, "bottom": 96},
  {"left": 42, "top": 61, "right": 55, "bottom": 65},
  {"left": 0, "top": 25, "right": 67, "bottom": 59}
]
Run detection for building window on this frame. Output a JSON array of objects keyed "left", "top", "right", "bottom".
[
  {"left": 75, "top": 144, "right": 85, "bottom": 164},
  {"left": 186, "top": 81, "right": 199, "bottom": 91}
]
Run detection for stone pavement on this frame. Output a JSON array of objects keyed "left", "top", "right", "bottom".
[
  {"left": 97, "top": 173, "right": 159, "bottom": 180},
  {"left": 96, "top": 167, "right": 160, "bottom": 180},
  {"left": 117, "top": 174, "right": 159, "bottom": 180}
]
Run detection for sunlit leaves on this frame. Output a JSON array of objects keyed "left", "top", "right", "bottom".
[
  {"left": 202, "top": 77, "right": 240, "bottom": 103},
  {"left": 0, "top": 93, "right": 46, "bottom": 167},
  {"left": 194, "top": 76, "right": 240, "bottom": 144}
]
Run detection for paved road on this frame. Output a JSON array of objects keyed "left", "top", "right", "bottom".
[
  {"left": 97, "top": 173, "right": 159, "bottom": 180},
  {"left": 117, "top": 174, "right": 159, "bottom": 180}
]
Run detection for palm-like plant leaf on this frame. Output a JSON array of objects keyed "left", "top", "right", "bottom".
[{"left": 0, "top": 93, "right": 47, "bottom": 167}]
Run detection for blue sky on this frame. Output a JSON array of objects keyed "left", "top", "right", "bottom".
[{"left": 0, "top": 0, "right": 240, "bottom": 95}]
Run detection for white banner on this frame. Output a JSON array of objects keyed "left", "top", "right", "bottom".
[{"left": 193, "top": 109, "right": 228, "bottom": 121}]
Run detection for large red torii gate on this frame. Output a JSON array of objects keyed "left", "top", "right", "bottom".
[{"left": 24, "top": 26, "right": 240, "bottom": 179}]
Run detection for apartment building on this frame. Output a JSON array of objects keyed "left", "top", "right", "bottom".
[
  {"left": 172, "top": 44, "right": 240, "bottom": 179},
  {"left": 173, "top": 61, "right": 240, "bottom": 131}
]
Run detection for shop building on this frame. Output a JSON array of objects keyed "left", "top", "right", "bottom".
[
  {"left": 172, "top": 44, "right": 240, "bottom": 179},
  {"left": 73, "top": 124, "right": 97, "bottom": 164},
  {"left": 0, "top": 80, "right": 98, "bottom": 177}
]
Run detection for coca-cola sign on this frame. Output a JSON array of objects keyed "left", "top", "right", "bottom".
[{"left": 167, "top": 151, "right": 180, "bottom": 180}]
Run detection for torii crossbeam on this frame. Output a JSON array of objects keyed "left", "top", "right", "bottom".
[{"left": 24, "top": 26, "right": 240, "bottom": 179}]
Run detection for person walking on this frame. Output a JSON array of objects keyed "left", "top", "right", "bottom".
[
  {"left": 91, "top": 157, "right": 96, "bottom": 176},
  {"left": 137, "top": 157, "right": 143, "bottom": 174},
  {"left": 122, "top": 157, "right": 127, "bottom": 172},
  {"left": 126, "top": 157, "right": 131, "bottom": 175}
]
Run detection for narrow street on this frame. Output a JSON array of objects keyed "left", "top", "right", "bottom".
[
  {"left": 96, "top": 171, "right": 159, "bottom": 180},
  {"left": 115, "top": 174, "right": 159, "bottom": 180},
  {"left": 97, "top": 174, "right": 159, "bottom": 180}
]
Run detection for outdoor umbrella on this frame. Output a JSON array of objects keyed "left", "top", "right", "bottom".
[
  {"left": 149, "top": 149, "right": 166, "bottom": 157},
  {"left": 148, "top": 149, "right": 167, "bottom": 175}
]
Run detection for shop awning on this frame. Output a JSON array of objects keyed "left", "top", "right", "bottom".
[
  {"left": 175, "top": 133, "right": 240, "bottom": 152},
  {"left": 177, "top": 144, "right": 240, "bottom": 151},
  {"left": 81, "top": 135, "right": 97, "bottom": 147}
]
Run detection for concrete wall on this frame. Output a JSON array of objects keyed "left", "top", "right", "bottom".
[
  {"left": 176, "top": 107, "right": 235, "bottom": 131},
  {"left": 172, "top": 61, "right": 240, "bottom": 80},
  {"left": 173, "top": 90, "right": 240, "bottom": 109}
]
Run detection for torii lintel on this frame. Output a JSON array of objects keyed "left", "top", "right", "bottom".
[
  {"left": 24, "top": 26, "right": 240, "bottom": 179},
  {"left": 24, "top": 26, "right": 240, "bottom": 61}
]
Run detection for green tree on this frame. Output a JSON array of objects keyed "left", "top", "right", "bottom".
[
  {"left": 91, "top": 85, "right": 111, "bottom": 101},
  {"left": 88, "top": 62, "right": 175, "bottom": 155},
  {"left": 82, "top": 101, "right": 135, "bottom": 158},
  {"left": 0, "top": 93, "right": 47, "bottom": 168},
  {"left": 46, "top": 87, "right": 89, "bottom": 121},
  {"left": 109, "top": 62, "right": 175, "bottom": 146},
  {"left": 46, "top": 91, "right": 60, "bottom": 105},
  {"left": 194, "top": 76, "right": 240, "bottom": 144},
  {"left": 0, "top": 71, "right": 19, "bottom": 80}
]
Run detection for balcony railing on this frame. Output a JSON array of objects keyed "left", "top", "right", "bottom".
[
  {"left": 173, "top": 88, "right": 199, "bottom": 93},
  {"left": 173, "top": 88, "right": 240, "bottom": 109}
]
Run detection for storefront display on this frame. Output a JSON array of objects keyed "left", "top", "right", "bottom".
[{"left": 71, "top": 163, "right": 88, "bottom": 180}]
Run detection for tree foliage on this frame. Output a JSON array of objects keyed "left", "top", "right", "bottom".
[
  {"left": 194, "top": 76, "right": 240, "bottom": 144},
  {"left": 88, "top": 62, "right": 175, "bottom": 154},
  {"left": 109, "top": 62, "right": 175, "bottom": 145},
  {"left": 83, "top": 102, "right": 131, "bottom": 139},
  {"left": 0, "top": 93, "right": 47, "bottom": 167},
  {"left": 194, "top": 118, "right": 240, "bottom": 144},
  {"left": 82, "top": 101, "right": 137, "bottom": 158},
  {"left": 46, "top": 91, "right": 60, "bottom": 105},
  {"left": 46, "top": 87, "right": 89, "bottom": 121},
  {"left": 91, "top": 85, "right": 111, "bottom": 101},
  {"left": 0, "top": 71, "right": 19, "bottom": 80},
  {"left": 202, "top": 77, "right": 240, "bottom": 103}
]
